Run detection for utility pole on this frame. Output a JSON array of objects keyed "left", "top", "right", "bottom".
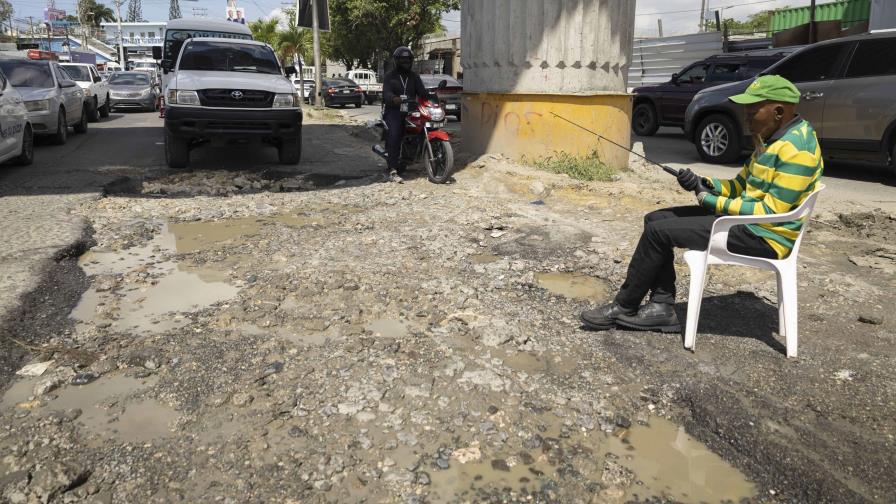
[
  {"left": 312, "top": 0, "right": 322, "bottom": 109},
  {"left": 809, "top": 0, "right": 817, "bottom": 44},
  {"left": 657, "top": 19, "right": 663, "bottom": 37},
  {"left": 114, "top": 0, "right": 125, "bottom": 65},
  {"left": 699, "top": 0, "right": 707, "bottom": 32}
]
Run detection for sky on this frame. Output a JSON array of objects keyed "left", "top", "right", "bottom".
[{"left": 9, "top": 0, "right": 818, "bottom": 37}]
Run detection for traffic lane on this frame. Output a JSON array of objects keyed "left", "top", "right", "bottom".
[{"left": 635, "top": 127, "right": 896, "bottom": 212}]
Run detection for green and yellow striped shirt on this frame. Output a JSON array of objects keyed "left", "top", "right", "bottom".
[{"left": 700, "top": 117, "right": 823, "bottom": 259}]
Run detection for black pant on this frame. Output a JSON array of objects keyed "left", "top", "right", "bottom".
[
  {"left": 614, "top": 206, "right": 777, "bottom": 309},
  {"left": 384, "top": 108, "right": 405, "bottom": 170}
]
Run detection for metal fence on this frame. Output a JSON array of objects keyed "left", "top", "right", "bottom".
[{"left": 628, "top": 31, "right": 724, "bottom": 89}]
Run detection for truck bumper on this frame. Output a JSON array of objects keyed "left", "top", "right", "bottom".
[{"left": 164, "top": 106, "right": 303, "bottom": 139}]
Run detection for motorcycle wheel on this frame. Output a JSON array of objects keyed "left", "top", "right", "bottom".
[{"left": 424, "top": 138, "right": 454, "bottom": 184}]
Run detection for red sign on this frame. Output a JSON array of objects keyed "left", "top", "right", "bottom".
[{"left": 27, "top": 50, "right": 59, "bottom": 61}]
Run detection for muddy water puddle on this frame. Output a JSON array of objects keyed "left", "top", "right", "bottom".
[
  {"left": 536, "top": 272, "right": 610, "bottom": 301},
  {"left": 609, "top": 416, "right": 756, "bottom": 502},
  {"left": 471, "top": 254, "right": 502, "bottom": 264},
  {"left": 168, "top": 212, "right": 332, "bottom": 253},
  {"left": 366, "top": 319, "right": 413, "bottom": 338},
  {"left": 425, "top": 414, "right": 754, "bottom": 502}
]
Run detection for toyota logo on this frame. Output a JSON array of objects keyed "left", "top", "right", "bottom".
[{"left": 231, "top": 90, "right": 244, "bottom": 99}]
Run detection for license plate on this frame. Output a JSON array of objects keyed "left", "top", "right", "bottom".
[
  {"left": 427, "top": 121, "right": 446, "bottom": 128},
  {"left": 342, "top": 90, "right": 350, "bottom": 94},
  {"left": 446, "top": 104, "right": 457, "bottom": 110}
]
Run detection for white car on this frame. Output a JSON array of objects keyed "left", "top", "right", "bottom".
[
  {"left": 163, "top": 38, "right": 302, "bottom": 168},
  {"left": 0, "top": 58, "right": 87, "bottom": 145},
  {"left": 0, "top": 67, "right": 34, "bottom": 165},
  {"left": 61, "top": 63, "right": 110, "bottom": 121},
  {"left": 347, "top": 69, "right": 382, "bottom": 105}
]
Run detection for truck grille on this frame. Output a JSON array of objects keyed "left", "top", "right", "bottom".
[{"left": 199, "top": 89, "right": 274, "bottom": 108}]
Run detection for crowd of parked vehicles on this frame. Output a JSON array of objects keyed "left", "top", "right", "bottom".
[{"left": 633, "top": 31, "right": 896, "bottom": 173}]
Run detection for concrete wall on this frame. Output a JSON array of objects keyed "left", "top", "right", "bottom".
[{"left": 460, "top": 0, "right": 636, "bottom": 169}]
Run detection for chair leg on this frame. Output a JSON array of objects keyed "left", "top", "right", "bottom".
[
  {"left": 776, "top": 272, "right": 786, "bottom": 337},
  {"left": 779, "top": 268, "right": 799, "bottom": 358},
  {"left": 684, "top": 260, "right": 708, "bottom": 351}
]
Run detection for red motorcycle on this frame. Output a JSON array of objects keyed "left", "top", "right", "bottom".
[{"left": 372, "top": 94, "right": 454, "bottom": 184}]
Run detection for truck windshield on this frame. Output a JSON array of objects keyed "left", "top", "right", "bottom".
[
  {"left": 61, "top": 65, "right": 91, "bottom": 81},
  {"left": 164, "top": 29, "right": 252, "bottom": 61},
  {"left": 0, "top": 60, "right": 54, "bottom": 88},
  {"left": 178, "top": 41, "right": 281, "bottom": 75}
]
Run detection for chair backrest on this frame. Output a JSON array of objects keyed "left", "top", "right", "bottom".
[{"left": 787, "top": 183, "right": 825, "bottom": 258}]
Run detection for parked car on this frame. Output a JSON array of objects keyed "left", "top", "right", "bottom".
[
  {"left": 319, "top": 78, "right": 363, "bottom": 108},
  {"left": 107, "top": 72, "right": 159, "bottom": 112},
  {"left": 631, "top": 51, "right": 791, "bottom": 137},
  {"left": 291, "top": 78, "right": 314, "bottom": 103},
  {"left": 347, "top": 69, "right": 382, "bottom": 104},
  {"left": 0, "top": 67, "right": 34, "bottom": 165},
  {"left": 163, "top": 38, "right": 302, "bottom": 167},
  {"left": 685, "top": 32, "right": 896, "bottom": 168},
  {"left": 0, "top": 58, "right": 87, "bottom": 145},
  {"left": 61, "top": 63, "right": 110, "bottom": 121},
  {"left": 421, "top": 74, "right": 462, "bottom": 120}
]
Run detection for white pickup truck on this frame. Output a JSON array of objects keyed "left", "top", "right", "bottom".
[
  {"left": 162, "top": 38, "right": 302, "bottom": 168},
  {"left": 60, "top": 63, "right": 110, "bottom": 121},
  {"left": 347, "top": 69, "right": 382, "bottom": 105}
]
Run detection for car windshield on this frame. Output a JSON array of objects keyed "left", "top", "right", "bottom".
[
  {"left": 134, "top": 62, "right": 155, "bottom": 69},
  {"left": 109, "top": 73, "right": 150, "bottom": 85},
  {"left": 326, "top": 79, "right": 356, "bottom": 87},
  {"left": 61, "top": 65, "right": 91, "bottom": 81},
  {"left": 0, "top": 60, "right": 54, "bottom": 88},
  {"left": 178, "top": 41, "right": 281, "bottom": 74},
  {"left": 421, "top": 75, "right": 461, "bottom": 88}
]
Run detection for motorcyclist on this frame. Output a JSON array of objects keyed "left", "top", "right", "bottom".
[{"left": 381, "top": 46, "right": 434, "bottom": 183}]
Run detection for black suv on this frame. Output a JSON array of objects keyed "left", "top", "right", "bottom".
[{"left": 631, "top": 52, "right": 790, "bottom": 136}]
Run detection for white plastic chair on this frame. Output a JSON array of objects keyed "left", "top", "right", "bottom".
[{"left": 683, "top": 184, "right": 825, "bottom": 358}]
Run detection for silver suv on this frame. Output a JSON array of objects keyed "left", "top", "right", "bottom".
[{"left": 684, "top": 32, "right": 896, "bottom": 172}]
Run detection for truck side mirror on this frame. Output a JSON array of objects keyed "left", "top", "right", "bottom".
[
  {"left": 152, "top": 46, "right": 162, "bottom": 60},
  {"left": 284, "top": 65, "right": 297, "bottom": 76},
  {"left": 437, "top": 79, "right": 448, "bottom": 89},
  {"left": 161, "top": 59, "right": 173, "bottom": 73}
]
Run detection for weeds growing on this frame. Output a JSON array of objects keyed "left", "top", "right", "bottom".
[{"left": 528, "top": 151, "right": 618, "bottom": 182}]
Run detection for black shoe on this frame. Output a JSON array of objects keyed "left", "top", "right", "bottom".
[
  {"left": 615, "top": 302, "right": 681, "bottom": 333},
  {"left": 580, "top": 303, "right": 636, "bottom": 331}
]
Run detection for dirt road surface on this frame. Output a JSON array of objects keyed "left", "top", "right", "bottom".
[{"left": 1, "top": 110, "right": 894, "bottom": 503}]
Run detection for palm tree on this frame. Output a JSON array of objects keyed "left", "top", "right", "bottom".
[
  {"left": 89, "top": 1, "right": 116, "bottom": 28},
  {"left": 275, "top": 23, "right": 312, "bottom": 67},
  {"left": 248, "top": 17, "right": 280, "bottom": 46}
]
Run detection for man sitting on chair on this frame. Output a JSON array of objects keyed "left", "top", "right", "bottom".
[{"left": 581, "top": 75, "right": 824, "bottom": 333}]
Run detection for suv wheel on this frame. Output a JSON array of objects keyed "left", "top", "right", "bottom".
[
  {"left": 165, "top": 129, "right": 190, "bottom": 168},
  {"left": 73, "top": 107, "right": 89, "bottom": 134},
  {"left": 87, "top": 97, "right": 100, "bottom": 122},
  {"left": 632, "top": 102, "right": 659, "bottom": 136},
  {"left": 696, "top": 114, "right": 741, "bottom": 164},
  {"left": 52, "top": 109, "right": 67, "bottom": 145},
  {"left": 278, "top": 135, "right": 302, "bottom": 165},
  {"left": 99, "top": 95, "right": 110, "bottom": 118}
]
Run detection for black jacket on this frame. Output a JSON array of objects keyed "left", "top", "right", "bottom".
[{"left": 382, "top": 69, "right": 433, "bottom": 110}]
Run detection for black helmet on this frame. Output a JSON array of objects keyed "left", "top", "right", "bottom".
[{"left": 393, "top": 46, "right": 413, "bottom": 72}]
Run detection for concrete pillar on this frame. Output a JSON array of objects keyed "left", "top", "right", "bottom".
[{"left": 461, "top": 0, "right": 636, "bottom": 169}]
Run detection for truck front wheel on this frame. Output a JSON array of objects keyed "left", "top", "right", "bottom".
[
  {"left": 278, "top": 135, "right": 302, "bottom": 165},
  {"left": 165, "top": 129, "right": 190, "bottom": 168}
]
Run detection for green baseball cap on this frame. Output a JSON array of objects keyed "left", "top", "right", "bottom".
[{"left": 729, "top": 75, "right": 801, "bottom": 105}]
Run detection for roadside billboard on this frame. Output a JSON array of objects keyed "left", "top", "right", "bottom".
[{"left": 226, "top": 7, "right": 246, "bottom": 24}]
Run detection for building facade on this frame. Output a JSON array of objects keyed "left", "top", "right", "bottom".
[{"left": 100, "top": 21, "right": 166, "bottom": 60}]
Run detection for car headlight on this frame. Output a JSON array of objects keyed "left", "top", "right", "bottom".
[
  {"left": 167, "top": 89, "right": 199, "bottom": 105},
  {"left": 272, "top": 93, "right": 299, "bottom": 108},
  {"left": 25, "top": 100, "right": 50, "bottom": 112},
  {"left": 140, "top": 88, "right": 152, "bottom": 97},
  {"left": 427, "top": 106, "right": 445, "bottom": 121}
]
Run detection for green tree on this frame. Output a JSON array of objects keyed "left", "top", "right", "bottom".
[
  {"left": 715, "top": 7, "right": 785, "bottom": 35},
  {"left": 0, "top": 0, "right": 12, "bottom": 41},
  {"left": 84, "top": 0, "right": 116, "bottom": 28},
  {"left": 328, "top": 0, "right": 459, "bottom": 71},
  {"left": 249, "top": 17, "right": 280, "bottom": 45}
]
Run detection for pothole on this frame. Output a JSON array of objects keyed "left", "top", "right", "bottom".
[{"left": 536, "top": 272, "right": 610, "bottom": 301}]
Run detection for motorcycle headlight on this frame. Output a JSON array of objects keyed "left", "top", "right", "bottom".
[
  {"left": 25, "top": 100, "right": 50, "bottom": 112},
  {"left": 168, "top": 89, "right": 199, "bottom": 105},
  {"left": 427, "top": 106, "right": 445, "bottom": 121},
  {"left": 272, "top": 93, "right": 299, "bottom": 108}
]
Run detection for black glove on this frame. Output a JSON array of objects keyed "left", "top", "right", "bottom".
[
  {"left": 695, "top": 177, "right": 715, "bottom": 195},
  {"left": 677, "top": 168, "right": 700, "bottom": 192}
]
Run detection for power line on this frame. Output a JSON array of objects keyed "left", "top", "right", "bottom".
[{"left": 636, "top": 0, "right": 780, "bottom": 17}]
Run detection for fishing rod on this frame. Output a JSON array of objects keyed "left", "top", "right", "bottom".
[{"left": 550, "top": 112, "right": 681, "bottom": 177}]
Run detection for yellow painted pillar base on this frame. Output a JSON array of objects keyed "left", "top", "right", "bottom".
[{"left": 461, "top": 93, "right": 633, "bottom": 170}]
